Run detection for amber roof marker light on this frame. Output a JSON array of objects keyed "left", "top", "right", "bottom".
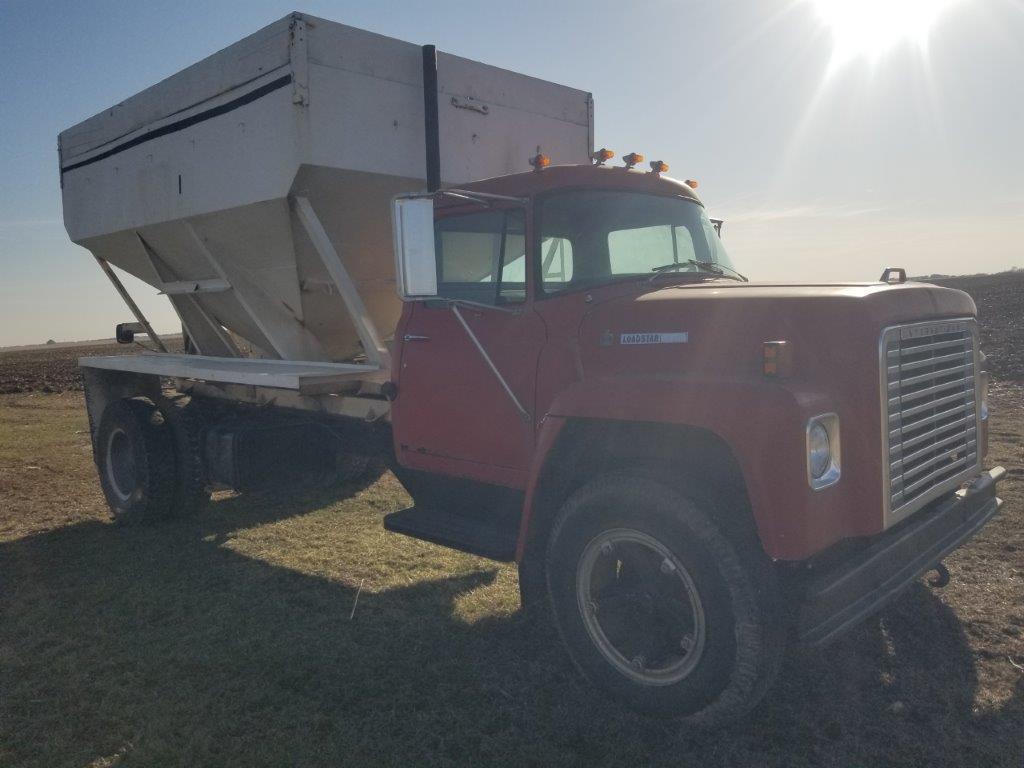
[
  {"left": 763, "top": 341, "right": 792, "bottom": 378},
  {"left": 684, "top": 179, "right": 699, "bottom": 189},
  {"left": 591, "top": 148, "right": 615, "bottom": 165},
  {"left": 622, "top": 152, "right": 644, "bottom": 169},
  {"left": 529, "top": 153, "right": 551, "bottom": 171},
  {"left": 649, "top": 160, "right": 669, "bottom": 175}
]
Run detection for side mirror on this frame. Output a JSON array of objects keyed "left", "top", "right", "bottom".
[
  {"left": 392, "top": 197, "right": 438, "bottom": 299},
  {"left": 115, "top": 322, "right": 146, "bottom": 344}
]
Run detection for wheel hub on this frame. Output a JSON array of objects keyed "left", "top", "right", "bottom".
[
  {"left": 105, "top": 427, "right": 137, "bottom": 501},
  {"left": 576, "top": 528, "right": 707, "bottom": 686}
]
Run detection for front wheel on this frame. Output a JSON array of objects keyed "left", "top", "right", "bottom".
[{"left": 545, "top": 474, "right": 783, "bottom": 727}]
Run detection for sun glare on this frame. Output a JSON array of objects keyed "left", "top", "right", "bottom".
[{"left": 809, "top": 0, "right": 963, "bottom": 71}]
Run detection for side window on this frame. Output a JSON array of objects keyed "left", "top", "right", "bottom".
[
  {"left": 435, "top": 209, "right": 526, "bottom": 304},
  {"left": 540, "top": 236, "right": 574, "bottom": 287}
]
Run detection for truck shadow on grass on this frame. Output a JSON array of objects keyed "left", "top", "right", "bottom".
[{"left": 1, "top": 483, "right": 1021, "bottom": 768}]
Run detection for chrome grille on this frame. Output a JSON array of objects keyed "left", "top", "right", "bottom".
[{"left": 881, "top": 318, "right": 981, "bottom": 526}]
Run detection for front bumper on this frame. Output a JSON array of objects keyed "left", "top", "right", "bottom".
[{"left": 796, "top": 466, "right": 1005, "bottom": 646}]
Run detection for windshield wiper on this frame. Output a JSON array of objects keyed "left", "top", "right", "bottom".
[
  {"left": 698, "top": 260, "right": 748, "bottom": 282},
  {"left": 648, "top": 259, "right": 748, "bottom": 283}
]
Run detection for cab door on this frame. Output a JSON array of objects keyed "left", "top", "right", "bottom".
[{"left": 391, "top": 206, "right": 544, "bottom": 487}]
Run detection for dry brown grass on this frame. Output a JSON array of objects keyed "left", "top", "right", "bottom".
[{"left": 0, "top": 388, "right": 1021, "bottom": 767}]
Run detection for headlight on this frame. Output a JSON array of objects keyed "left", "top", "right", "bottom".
[
  {"left": 806, "top": 414, "right": 841, "bottom": 490},
  {"left": 808, "top": 424, "right": 831, "bottom": 478}
]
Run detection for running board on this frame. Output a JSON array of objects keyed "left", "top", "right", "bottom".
[{"left": 384, "top": 506, "right": 519, "bottom": 561}]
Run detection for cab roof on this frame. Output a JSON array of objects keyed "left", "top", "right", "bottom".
[{"left": 453, "top": 163, "right": 705, "bottom": 204}]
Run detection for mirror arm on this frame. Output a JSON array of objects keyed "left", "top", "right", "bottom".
[
  {"left": 450, "top": 303, "right": 531, "bottom": 422},
  {"left": 421, "top": 297, "right": 518, "bottom": 315}
]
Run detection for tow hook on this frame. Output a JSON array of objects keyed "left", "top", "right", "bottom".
[{"left": 927, "top": 562, "right": 950, "bottom": 588}]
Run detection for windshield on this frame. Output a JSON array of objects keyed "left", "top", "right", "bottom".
[{"left": 537, "top": 190, "right": 737, "bottom": 294}]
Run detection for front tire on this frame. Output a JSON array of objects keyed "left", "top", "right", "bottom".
[{"left": 545, "top": 473, "right": 782, "bottom": 727}]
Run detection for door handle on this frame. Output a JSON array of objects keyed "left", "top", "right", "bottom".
[{"left": 403, "top": 334, "right": 431, "bottom": 342}]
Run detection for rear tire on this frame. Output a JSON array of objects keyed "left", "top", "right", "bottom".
[
  {"left": 545, "top": 473, "right": 783, "bottom": 728},
  {"left": 96, "top": 398, "right": 177, "bottom": 525},
  {"left": 323, "top": 450, "right": 374, "bottom": 486},
  {"left": 157, "top": 394, "right": 212, "bottom": 516}
]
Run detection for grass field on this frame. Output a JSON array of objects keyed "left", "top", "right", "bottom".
[{"left": 1, "top": 387, "right": 1022, "bottom": 768}]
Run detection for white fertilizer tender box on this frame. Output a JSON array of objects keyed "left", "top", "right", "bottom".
[{"left": 60, "top": 12, "right": 593, "bottom": 377}]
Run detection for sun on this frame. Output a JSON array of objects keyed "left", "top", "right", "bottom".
[{"left": 808, "top": 0, "right": 963, "bottom": 71}]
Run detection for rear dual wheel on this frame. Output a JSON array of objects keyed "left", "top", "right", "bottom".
[
  {"left": 95, "top": 396, "right": 211, "bottom": 524},
  {"left": 545, "top": 474, "right": 783, "bottom": 727},
  {"left": 157, "top": 394, "right": 212, "bottom": 517},
  {"left": 96, "top": 398, "right": 176, "bottom": 524}
]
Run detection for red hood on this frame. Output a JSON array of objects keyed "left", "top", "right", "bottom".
[
  {"left": 577, "top": 280, "right": 976, "bottom": 384},
  {"left": 591, "top": 279, "right": 975, "bottom": 318}
]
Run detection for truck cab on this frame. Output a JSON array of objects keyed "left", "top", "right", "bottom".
[{"left": 386, "top": 158, "right": 1005, "bottom": 722}]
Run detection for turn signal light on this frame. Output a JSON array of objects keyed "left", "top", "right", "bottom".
[
  {"left": 622, "top": 152, "right": 644, "bottom": 169},
  {"left": 763, "top": 341, "right": 792, "bottom": 378},
  {"left": 684, "top": 179, "right": 699, "bottom": 189},
  {"left": 591, "top": 148, "right": 615, "bottom": 165},
  {"left": 649, "top": 160, "right": 669, "bottom": 174},
  {"left": 529, "top": 153, "right": 551, "bottom": 171}
]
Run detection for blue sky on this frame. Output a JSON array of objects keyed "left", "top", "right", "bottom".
[{"left": 1, "top": 0, "right": 1022, "bottom": 346}]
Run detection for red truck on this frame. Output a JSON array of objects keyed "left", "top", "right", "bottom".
[
  {"left": 60, "top": 13, "right": 1005, "bottom": 727},
  {"left": 386, "top": 160, "right": 1004, "bottom": 724}
]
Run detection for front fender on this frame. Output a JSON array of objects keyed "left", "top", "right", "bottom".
[{"left": 520, "top": 375, "right": 860, "bottom": 561}]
